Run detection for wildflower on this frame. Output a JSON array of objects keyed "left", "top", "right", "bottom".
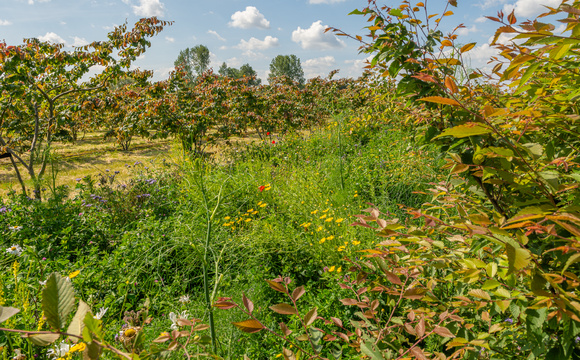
[
  {"left": 39, "top": 280, "right": 47, "bottom": 286},
  {"left": 12, "top": 348, "right": 25, "bottom": 360},
  {"left": 316, "top": 226, "right": 323, "bottom": 232},
  {"left": 327, "top": 235, "right": 335, "bottom": 241},
  {"left": 311, "top": 210, "right": 318, "bottom": 214},
  {"left": 337, "top": 246, "right": 345, "bottom": 252},
  {"left": 259, "top": 185, "right": 266, "bottom": 192},
  {"left": 352, "top": 240, "right": 360, "bottom": 245},
  {"left": 325, "top": 217, "right": 334, "bottom": 222},
  {"left": 504, "top": 318, "right": 513, "bottom": 324},
  {"left": 272, "top": 140, "right": 276, "bottom": 144},
  {"left": 337, "top": 267, "right": 342, "bottom": 273},
  {"left": 94, "top": 307, "right": 108, "bottom": 320},
  {"left": 576, "top": 336, "right": 580, "bottom": 344},
  {"left": 6, "top": 245, "right": 23, "bottom": 256},
  {"left": 46, "top": 342, "right": 71, "bottom": 359},
  {"left": 224, "top": 216, "right": 231, "bottom": 220},
  {"left": 9, "top": 225, "right": 22, "bottom": 232},
  {"left": 319, "top": 214, "right": 327, "bottom": 219},
  {"left": 259, "top": 203, "right": 267, "bottom": 208},
  {"left": 335, "top": 218, "right": 344, "bottom": 223},
  {"left": 179, "top": 295, "right": 190, "bottom": 304},
  {"left": 328, "top": 266, "right": 336, "bottom": 272},
  {"left": 319, "top": 237, "right": 326, "bottom": 244},
  {"left": 267, "top": 132, "right": 270, "bottom": 135},
  {"left": 169, "top": 311, "right": 189, "bottom": 330}
]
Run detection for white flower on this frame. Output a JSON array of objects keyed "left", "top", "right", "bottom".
[
  {"left": 168, "top": 310, "right": 188, "bottom": 330},
  {"left": 6, "top": 244, "right": 23, "bottom": 256},
  {"left": 94, "top": 307, "right": 108, "bottom": 320},
  {"left": 46, "top": 341, "right": 70, "bottom": 359},
  {"left": 179, "top": 295, "right": 190, "bottom": 304},
  {"left": 39, "top": 280, "right": 47, "bottom": 286},
  {"left": 9, "top": 225, "right": 22, "bottom": 232},
  {"left": 12, "top": 348, "right": 25, "bottom": 360}
]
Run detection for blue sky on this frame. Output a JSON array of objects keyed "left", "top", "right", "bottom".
[{"left": 0, "top": 0, "right": 563, "bottom": 83}]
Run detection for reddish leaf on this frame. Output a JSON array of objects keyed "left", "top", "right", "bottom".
[
  {"left": 292, "top": 286, "right": 305, "bottom": 302},
  {"left": 304, "top": 307, "right": 318, "bottom": 326},
  {"left": 269, "top": 303, "right": 297, "bottom": 315},
  {"left": 434, "top": 326, "right": 456, "bottom": 338},
  {"left": 280, "top": 322, "right": 292, "bottom": 336},
  {"left": 340, "top": 298, "right": 358, "bottom": 306},
  {"left": 415, "top": 317, "right": 426, "bottom": 338},
  {"left": 242, "top": 294, "right": 254, "bottom": 314},
  {"left": 213, "top": 301, "right": 237, "bottom": 309},
  {"left": 232, "top": 319, "right": 263, "bottom": 333},
  {"left": 331, "top": 317, "right": 343, "bottom": 327},
  {"left": 266, "top": 280, "right": 287, "bottom": 293},
  {"left": 419, "top": 96, "right": 460, "bottom": 106}
]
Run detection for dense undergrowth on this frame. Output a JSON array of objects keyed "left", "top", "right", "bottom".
[{"left": 0, "top": 113, "right": 443, "bottom": 359}]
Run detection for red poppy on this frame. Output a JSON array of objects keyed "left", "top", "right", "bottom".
[
  {"left": 272, "top": 140, "right": 276, "bottom": 144},
  {"left": 266, "top": 132, "right": 270, "bottom": 135},
  {"left": 259, "top": 185, "right": 266, "bottom": 192}
]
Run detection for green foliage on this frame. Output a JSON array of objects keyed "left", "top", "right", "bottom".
[
  {"left": 268, "top": 55, "right": 305, "bottom": 85},
  {"left": 174, "top": 45, "right": 211, "bottom": 83}
]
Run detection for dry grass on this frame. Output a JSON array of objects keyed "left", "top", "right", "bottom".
[
  {"left": 0, "top": 130, "right": 272, "bottom": 197},
  {"left": 0, "top": 132, "right": 178, "bottom": 197}
]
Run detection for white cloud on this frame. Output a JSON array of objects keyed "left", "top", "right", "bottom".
[
  {"left": 208, "top": 30, "right": 226, "bottom": 42},
  {"left": 27, "top": 0, "right": 50, "bottom": 4},
  {"left": 226, "top": 57, "right": 242, "bottom": 67},
  {"left": 132, "top": 0, "right": 165, "bottom": 17},
  {"left": 38, "top": 32, "right": 66, "bottom": 44},
  {"left": 303, "top": 56, "right": 336, "bottom": 78},
  {"left": 60, "top": 21, "right": 66, "bottom": 25},
  {"left": 475, "top": 16, "right": 487, "bottom": 23},
  {"left": 71, "top": 36, "right": 88, "bottom": 46},
  {"left": 0, "top": 19, "right": 12, "bottom": 26},
  {"left": 309, "top": 0, "right": 346, "bottom": 3},
  {"left": 236, "top": 36, "right": 279, "bottom": 50},
  {"left": 503, "top": 0, "right": 561, "bottom": 18},
  {"left": 291, "top": 21, "right": 346, "bottom": 50},
  {"left": 229, "top": 6, "right": 270, "bottom": 29},
  {"left": 219, "top": 45, "right": 228, "bottom": 50},
  {"left": 475, "top": 0, "right": 509, "bottom": 9},
  {"left": 457, "top": 25, "right": 478, "bottom": 36},
  {"left": 165, "top": 36, "right": 175, "bottom": 43},
  {"left": 344, "top": 56, "right": 372, "bottom": 78}
]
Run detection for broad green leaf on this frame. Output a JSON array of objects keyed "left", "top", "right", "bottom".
[
  {"left": 84, "top": 341, "right": 103, "bottom": 360},
  {"left": 360, "top": 341, "right": 384, "bottom": 360},
  {"left": 232, "top": 319, "right": 263, "bottom": 333},
  {"left": 67, "top": 300, "right": 90, "bottom": 343},
  {"left": 486, "top": 263, "right": 498, "bottom": 278},
  {"left": 0, "top": 306, "right": 20, "bottom": 323},
  {"left": 482, "top": 279, "right": 501, "bottom": 290},
  {"left": 434, "top": 123, "right": 492, "bottom": 139},
  {"left": 42, "top": 273, "right": 75, "bottom": 331},
  {"left": 506, "top": 244, "right": 531, "bottom": 274},
  {"left": 83, "top": 313, "right": 103, "bottom": 341},
  {"left": 563, "top": 253, "right": 580, "bottom": 273},
  {"left": 520, "top": 62, "right": 541, "bottom": 86},
  {"left": 22, "top": 333, "right": 60, "bottom": 347},
  {"left": 526, "top": 308, "right": 547, "bottom": 330}
]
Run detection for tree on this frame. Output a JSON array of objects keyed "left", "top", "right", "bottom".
[
  {"left": 0, "top": 18, "right": 171, "bottom": 199},
  {"left": 239, "top": 63, "right": 261, "bottom": 86},
  {"left": 174, "top": 45, "right": 210, "bottom": 83},
  {"left": 268, "top": 55, "right": 305, "bottom": 85},
  {"left": 218, "top": 62, "right": 240, "bottom": 79}
]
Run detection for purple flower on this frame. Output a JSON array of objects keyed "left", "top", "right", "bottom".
[
  {"left": 575, "top": 336, "right": 580, "bottom": 344},
  {"left": 42, "top": 257, "right": 46, "bottom": 260},
  {"left": 505, "top": 318, "right": 513, "bottom": 324},
  {"left": 75, "top": 178, "right": 82, "bottom": 181}
]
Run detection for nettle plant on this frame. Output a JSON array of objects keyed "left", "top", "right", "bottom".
[
  {"left": 0, "top": 273, "right": 212, "bottom": 360},
  {"left": 324, "top": 0, "right": 580, "bottom": 358}
]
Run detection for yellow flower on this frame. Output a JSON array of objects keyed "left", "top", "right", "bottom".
[
  {"left": 224, "top": 216, "right": 231, "bottom": 220},
  {"left": 316, "top": 226, "right": 324, "bottom": 232},
  {"left": 245, "top": 218, "right": 251, "bottom": 222},
  {"left": 352, "top": 240, "right": 361, "bottom": 245},
  {"left": 337, "top": 246, "right": 345, "bottom": 252},
  {"left": 327, "top": 235, "right": 335, "bottom": 241},
  {"left": 337, "top": 267, "right": 342, "bottom": 273},
  {"left": 335, "top": 218, "right": 344, "bottom": 223},
  {"left": 322, "top": 208, "right": 330, "bottom": 213},
  {"left": 259, "top": 203, "right": 267, "bottom": 208},
  {"left": 328, "top": 266, "right": 335, "bottom": 272},
  {"left": 319, "top": 214, "right": 327, "bottom": 219},
  {"left": 325, "top": 217, "right": 333, "bottom": 222},
  {"left": 252, "top": 211, "right": 258, "bottom": 215},
  {"left": 319, "top": 238, "right": 326, "bottom": 244},
  {"left": 247, "top": 209, "right": 254, "bottom": 213},
  {"left": 311, "top": 210, "right": 318, "bottom": 214}
]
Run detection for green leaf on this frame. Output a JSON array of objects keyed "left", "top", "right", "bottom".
[
  {"left": 520, "top": 62, "right": 541, "bottom": 86},
  {"left": 22, "top": 333, "right": 60, "bottom": 347},
  {"left": 434, "top": 123, "right": 492, "bottom": 139},
  {"left": 67, "top": 300, "right": 90, "bottom": 343},
  {"left": 360, "top": 341, "right": 384, "bottom": 360},
  {"left": 84, "top": 341, "right": 103, "bottom": 360},
  {"left": 83, "top": 313, "right": 103, "bottom": 341},
  {"left": 526, "top": 308, "right": 547, "bottom": 330},
  {"left": 0, "top": 306, "right": 20, "bottom": 323},
  {"left": 468, "top": 289, "right": 491, "bottom": 301},
  {"left": 42, "top": 273, "right": 75, "bottom": 331},
  {"left": 482, "top": 279, "right": 501, "bottom": 290},
  {"left": 562, "top": 253, "right": 580, "bottom": 273},
  {"left": 389, "top": 8, "right": 403, "bottom": 17},
  {"left": 506, "top": 244, "right": 531, "bottom": 274}
]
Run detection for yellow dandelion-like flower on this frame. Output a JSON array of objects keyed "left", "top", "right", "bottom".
[
  {"left": 311, "top": 210, "right": 318, "bottom": 215},
  {"left": 259, "top": 203, "right": 267, "bottom": 207},
  {"left": 354, "top": 194, "right": 358, "bottom": 198},
  {"left": 335, "top": 218, "right": 344, "bottom": 223},
  {"left": 352, "top": 240, "right": 361, "bottom": 245},
  {"left": 319, "top": 214, "right": 327, "bottom": 219},
  {"left": 337, "top": 267, "right": 342, "bottom": 273},
  {"left": 337, "top": 246, "right": 345, "bottom": 252},
  {"left": 319, "top": 238, "right": 326, "bottom": 244},
  {"left": 316, "top": 226, "right": 323, "bottom": 232},
  {"left": 328, "top": 266, "right": 335, "bottom": 272},
  {"left": 322, "top": 208, "right": 330, "bottom": 213},
  {"left": 325, "top": 217, "right": 334, "bottom": 222},
  {"left": 327, "top": 235, "right": 335, "bottom": 241},
  {"left": 224, "top": 216, "right": 231, "bottom": 220},
  {"left": 247, "top": 209, "right": 254, "bottom": 213},
  {"left": 252, "top": 211, "right": 258, "bottom": 215},
  {"left": 245, "top": 218, "right": 251, "bottom": 222}
]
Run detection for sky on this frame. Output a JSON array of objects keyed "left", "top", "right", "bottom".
[{"left": 0, "top": 0, "right": 566, "bottom": 83}]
